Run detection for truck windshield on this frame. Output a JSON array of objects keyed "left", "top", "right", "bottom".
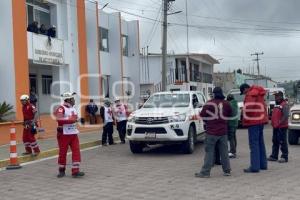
[
  {"left": 297, "top": 93, "right": 300, "bottom": 103},
  {"left": 143, "top": 94, "right": 190, "bottom": 108}
]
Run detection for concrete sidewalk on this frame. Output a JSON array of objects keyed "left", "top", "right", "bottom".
[{"left": 0, "top": 129, "right": 120, "bottom": 168}]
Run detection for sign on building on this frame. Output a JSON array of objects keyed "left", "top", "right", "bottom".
[{"left": 32, "top": 34, "right": 64, "bottom": 66}]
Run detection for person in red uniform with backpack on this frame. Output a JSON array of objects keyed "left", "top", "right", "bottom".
[
  {"left": 20, "top": 94, "right": 40, "bottom": 156},
  {"left": 268, "top": 91, "right": 289, "bottom": 163},
  {"left": 55, "top": 92, "right": 85, "bottom": 178}
]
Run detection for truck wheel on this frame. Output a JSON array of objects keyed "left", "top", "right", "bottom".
[
  {"left": 129, "top": 141, "right": 145, "bottom": 153},
  {"left": 288, "top": 130, "right": 299, "bottom": 145},
  {"left": 182, "top": 126, "right": 195, "bottom": 154}
]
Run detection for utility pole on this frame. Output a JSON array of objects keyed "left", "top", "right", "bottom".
[
  {"left": 251, "top": 52, "right": 264, "bottom": 75},
  {"left": 161, "top": 0, "right": 169, "bottom": 91},
  {"left": 185, "top": 0, "right": 189, "bottom": 54}
]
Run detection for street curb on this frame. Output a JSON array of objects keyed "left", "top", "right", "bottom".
[{"left": 0, "top": 139, "right": 112, "bottom": 169}]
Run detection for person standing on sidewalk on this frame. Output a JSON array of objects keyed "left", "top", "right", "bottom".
[
  {"left": 227, "top": 94, "right": 239, "bottom": 158},
  {"left": 86, "top": 99, "right": 98, "bottom": 124},
  {"left": 195, "top": 87, "right": 232, "bottom": 178},
  {"left": 113, "top": 97, "right": 128, "bottom": 144},
  {"left": 240, "top": 83, "right": 268, "bottom": 173},
  {"left": 268, "top": 91, "right": 289, "bottom": 163},
  {"left": 20, "top": 94, "right": 40, "bottom": 156},
  {"left": 55, "top": 92, "right": 85, "bottom": 178},
  {"left": 100, "top": 99, "right": 115, "bottom": 146}
]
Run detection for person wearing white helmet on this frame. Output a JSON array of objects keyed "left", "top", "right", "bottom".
[
  {"left": 100, "top": 98, "right": 115, "bottom": 146},
  {"left": 20, "top": 94, "right": 40, "bottom": 156},
  {"left": 54, "top": 92, "right": 85, "bottom": 178},
  {"left": 113, "top": 97, "right": 128, "bottom": 144}
]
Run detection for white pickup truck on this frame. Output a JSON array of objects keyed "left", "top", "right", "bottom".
[
  {"left": 288, "top": 104, "right": 300, "bottom": 145},
  {"left": 126, "top": 91, "right": 207, "bottom": 154},
  {"left": 228, "top": 89, "right": 244, "bottom": 126}
]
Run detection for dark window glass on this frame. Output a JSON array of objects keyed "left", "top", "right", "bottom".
[
  {"left": 99, "top": 27, "right": 109, "bottom": 52},
  {"left": 42, "top": 75, "right": 52, "bottom": 95}
]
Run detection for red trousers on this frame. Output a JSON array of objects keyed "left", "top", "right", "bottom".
[
  {"left": 57, "top": 133, "right": 81, "bottom": 174},
  {"left": 23, "top": 128, "right": 40, "bottom": 154}
]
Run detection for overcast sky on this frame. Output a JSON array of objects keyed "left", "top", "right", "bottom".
[{"left": 99, "top": 0, "right": 300, "bottom": 82}]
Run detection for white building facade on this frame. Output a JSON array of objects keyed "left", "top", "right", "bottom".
[
  {"left": 140, "top": 54, "right": 219, "bottom": 100},
  {"left": 95, "top": 10, "right": 140, "bottom": 106},
  {"left": 0, "top": 0, "right": 140, "bottom": 121}
]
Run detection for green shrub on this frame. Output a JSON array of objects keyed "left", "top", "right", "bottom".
[{"left": 0, "top": 102, "right": 14, "bottom": 122}]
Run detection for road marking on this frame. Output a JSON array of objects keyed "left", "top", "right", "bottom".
[{"left": 0, "top": 145, "right": 105, "bottom": 172}]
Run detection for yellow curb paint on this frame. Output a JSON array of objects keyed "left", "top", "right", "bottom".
[{"left": 0, "top": 139, "right": 118, "bottom": 169}]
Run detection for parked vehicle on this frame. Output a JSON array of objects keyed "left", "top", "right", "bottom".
[
  {"left": 265, "top": 87, "right": 285, "bottom": 118},
  {"left": 227, "top": 89, "right": 244, "bottom": 126},
  {"left": 126, "top": 91, "right": 207, "bottom": 154},
  {"left": 288, "top": 81, "right": 300, "bottom": 145}
]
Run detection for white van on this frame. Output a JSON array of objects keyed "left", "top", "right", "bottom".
[
  {"left": 126, "top": 91, "right": 207, "bottom": 154},
  {"left": 227, "top": 89, "right": 244, "bottom": 126}
]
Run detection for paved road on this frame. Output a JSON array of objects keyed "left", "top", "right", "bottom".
[{"left": 1, "top": 125, "right": 300, "bottom": 200}]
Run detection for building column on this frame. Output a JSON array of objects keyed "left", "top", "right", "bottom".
[
  {"left": 77, "top": 0, "right": 89, "bottom": 116},
  {"left": 12, "top": 0, "right": 29, "bottom": 120}
]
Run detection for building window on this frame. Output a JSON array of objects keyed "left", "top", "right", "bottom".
[
  {"left": 122, "top": 35, "right": 128, "bottom": 56},
  {"left": 26, "top": 0, "right": 51, "bottom": 28},
  {"left": 203, "top": 73, "right": 213, "bottom": 83},
  {"left": 102, "top": 77, "right": 110, "bottom": 98},
  {"left": 99, "top": 27, "right": 109, "bottom": 52},
  {"left": 42, "top": 75, "right": 52, "bottom": 95},
  {"left": 29, "top": 74, "right": 37, "bottom": 93}
]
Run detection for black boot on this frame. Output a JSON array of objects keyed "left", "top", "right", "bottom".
[
  {"left": 57, "top": 171, "right": 66, "bottom": 178},
  {"left": 72, "top": 171, "right": 85, "bottom": 178}
]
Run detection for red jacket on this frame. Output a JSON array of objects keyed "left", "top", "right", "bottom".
[
  {"left": 242, "top": 85, "right": 268, "bottom": 127},
  {"left": 22, "top": 102, "right": 37, "bottom": 121},
  {"left": 271, "top": 100, "right": 289, "bottom": 128}
]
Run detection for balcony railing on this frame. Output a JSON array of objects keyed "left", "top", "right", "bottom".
[{"left": 27, "top": 32, "right": 65, "bottom": 66}]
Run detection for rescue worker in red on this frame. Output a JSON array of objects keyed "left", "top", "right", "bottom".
[
  {"left": 240, "top": 83, "right": 268, "bottom": 173},
  {"left": 113, "top": 97, "right": 128, "bottom": 144},
  {"left": 55, "top": 92, "right": 85, "bottom": 178},
  {"left": 268, "top": 91, "right": 289, "bottom": 163},
  {"left": 20, "top": 94, "right": 40, "bottom": 156}
]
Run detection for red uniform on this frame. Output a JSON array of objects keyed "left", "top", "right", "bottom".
[
  {"left": 22, "top": 102, "right": 40, "bottom": 154},
  {"left": 271, "top": 101, "right": 289, "bottom": 128},
  {"left": 55, "top": 103, "right": 81, "bottom": 175}
]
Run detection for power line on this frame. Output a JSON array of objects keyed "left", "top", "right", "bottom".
[
  {"left": 100, "top": 4, "right": 300, "bottom": 37},
  {"left": 144, "top": 3, "right": 162, "bottom": 47},
  {"left": 108, "top": 0, "right": 161, "bottom": 10}
]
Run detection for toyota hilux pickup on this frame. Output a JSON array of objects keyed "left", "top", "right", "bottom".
[{"left": 126, "top": 91, "right": 206, "bottom": 154}]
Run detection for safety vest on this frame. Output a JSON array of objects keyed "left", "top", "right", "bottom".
[
  {"left": 104, "top": 106, "right": 113, "bottom": 124},
  {"left": 271, "top": 100, "right": 288, "bottom": 128},
  {"left": 62, "top": 105, "right": 79, "bottom": 135},
  {"left": 113, "top": 104, "right": 127, "bottom": 122}
]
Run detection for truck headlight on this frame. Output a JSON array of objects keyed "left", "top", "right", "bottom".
[
  {"left": 128, "top": 116, "right": 136, "bottom": 123},
  {"left": 168, "top": 114, "right": 186, "bottom": 123},
  {"left": 292, "top": 113, "right": 300, "bottom": 120}
]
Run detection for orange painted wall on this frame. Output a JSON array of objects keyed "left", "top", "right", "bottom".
[
  {"left": 77, "top": 0, "right": 89, "bottom": 116},
  {"left": 12, "top": 0, "right": 29, "bottom": 121},
  {"left": 96, "top": 1, "right": 103, "bottom": 97}
]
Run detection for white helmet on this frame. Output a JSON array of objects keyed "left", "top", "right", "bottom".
[
  {"left": 61, "top": 92, "right": 76, "bottom": 100},
  {"left": 114, "top": 97, "right": 121, "bottom": 102},
  {"left": 20, "top": 94, "right": 29, "bottom": 101}
]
